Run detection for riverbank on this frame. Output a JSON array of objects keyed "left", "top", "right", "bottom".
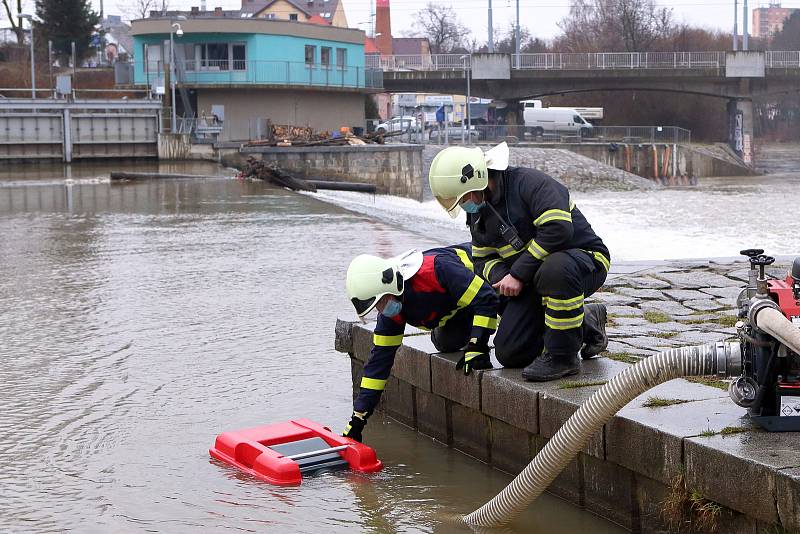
[
  {"left": 336, "top": 258, "right": 800, "bottom": 533},
  {"left": 422, "top": 144, "right": 658, "bottom": 192}
]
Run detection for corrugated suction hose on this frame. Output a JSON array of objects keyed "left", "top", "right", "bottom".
[{"left": 463, "top": 342, "right": 742, "bottom": 528}]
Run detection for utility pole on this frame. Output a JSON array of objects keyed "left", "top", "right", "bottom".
[
  {"left": 515, "top": 0, "right": 520, "bottom": 68},
  {"left": 743, "top": 0, "right": 749, "bottom": 50},
  {"left": 733, "top": 0, "right": 738, "bottom": 51},
  {"left": 488, "top": 0, "right": 494, "bottom": 53}
]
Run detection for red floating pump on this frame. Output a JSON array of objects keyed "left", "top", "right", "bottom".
[{"left": 209, "top": 419, "right": 383, "bottom": 485}]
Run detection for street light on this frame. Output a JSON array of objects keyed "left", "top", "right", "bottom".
[
  {"left": 169, "top": 16, "right": 186, "bottom": 133},
  {"left": 19, "top": 14, "right": 35, "bottom": 99},
  {"left": 460, "top": 54, "right": 471, "bottom": 145}
]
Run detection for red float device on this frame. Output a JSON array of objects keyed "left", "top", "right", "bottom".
[{"left": 209, "top": 419, "right": 382, "bottom": 485}]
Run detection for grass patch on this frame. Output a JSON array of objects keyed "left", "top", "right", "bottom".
[
  {"left": 642, "top": 396, "right": 691, "bottom": 408},
  {"left": 720, "top": 426, "right": 747, "bottom": 436},
  {"left": 607, "top": 352, "right": 639, "bottom": 364},
  {"left": 716, "top": 315, "right": 739, "bottom": 327},
  {"left": 678, "top": 314, "right": 739, "bottom": 327},
  {"left": 689, "top": 490, "right": 723, "bottom": 532},
  {"left": 686, "top": 376, "right": 729, "bottom": 391},
  {"left": 558, "top": 380, "right": 607, "bottom": 389},
  {"left": 699, "top": 428, "right": 718, "bottom": 437},
  {"left": 644, "top": 310, "right": 671, "bottom": 323},
  {"left": 653, "top": 331, "right": 679, "bottom": 339},
  {"left": 662, "top": 466, "right": 725, "bottom": 533}
]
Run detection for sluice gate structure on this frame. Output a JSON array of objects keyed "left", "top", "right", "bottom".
[{"left": 0, "top": 99, "right": 161, "bottom": 162}]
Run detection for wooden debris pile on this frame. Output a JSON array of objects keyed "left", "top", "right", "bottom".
[{"left": 242, "top": 122, "right": 402, "bottom": 148}]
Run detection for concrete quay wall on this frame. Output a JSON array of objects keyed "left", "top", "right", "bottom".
[
  {"left": 334, "top": 259, "right": 800, "bottom": 533},
  {"left": 226, "top": 144, "right": 425, "bottom": 201},
  {"left": 517, "top": 143, "right": 756, "bottom": 179}
]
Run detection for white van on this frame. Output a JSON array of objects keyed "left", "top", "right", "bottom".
[{"left": 523, "top": 106, "right": 593, "bottom": 137}]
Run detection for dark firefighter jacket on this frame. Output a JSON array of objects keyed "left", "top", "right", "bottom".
[
  {"left": 353, "top": 246, "right": 499, "bottom": 414},
  {"left": 468, "top": 166, "right": 611, "bottom": 285}
]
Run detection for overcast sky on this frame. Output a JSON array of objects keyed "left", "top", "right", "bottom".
[{"left": 4, "top": 0, "right": 800, "bottom": 42}]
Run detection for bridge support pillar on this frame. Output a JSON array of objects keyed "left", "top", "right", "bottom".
[{"left": 727, "top": 98, "right": 754, "bottom": 167}]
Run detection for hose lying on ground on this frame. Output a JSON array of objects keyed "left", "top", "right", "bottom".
[{"left": 463, "top": 342, "right": 742, "bottom": 528}]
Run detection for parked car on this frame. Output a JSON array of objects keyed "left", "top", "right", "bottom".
[
  {"left": 523, "top": 107, "right": 594, "bottom": 137},
  {"left": 375, "top": 116, "right": 422, "bottom": 134},
  {"left": 428, "top": 124, "right": 479, "bottom": 142}
]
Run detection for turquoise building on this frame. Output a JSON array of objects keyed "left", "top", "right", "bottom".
[{"left": 130, "top": 14, "right": 380, "bottom": 137}]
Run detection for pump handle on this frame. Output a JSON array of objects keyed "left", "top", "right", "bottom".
[
  {"left": 740, "top": 248, "right": 764, "bottom": 257},
  {"left": 751, "top": 255, "right": 775, "bottom": 266}
]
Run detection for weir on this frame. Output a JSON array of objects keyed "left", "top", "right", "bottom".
[
  {"left": 0, "top": 99, "right": 161, "bottom": 162},
  {"left": 336, "top": 259, "right": 800, "bottom": 532}
]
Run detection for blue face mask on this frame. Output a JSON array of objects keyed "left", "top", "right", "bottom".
[
  {"left": 380, "top": 298, "right": 403, "bottom": 318},
  {"left": 461, "top": 200, "right": 486, "bottom": 214}
]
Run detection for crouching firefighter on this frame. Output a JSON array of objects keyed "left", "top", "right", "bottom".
[
  {"left": 428, "top": 142, "right": 610, "bottom": 382},
  {"left": 342, "top": 246, "right": 499, "bottom": 442}
]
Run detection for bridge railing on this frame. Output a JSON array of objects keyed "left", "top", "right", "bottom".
[
  {"left": 375, "top": 51, "right": 728, "bottom": 71},
  {"left": 366, "top": 54, "right": 469, "bottom": 71},
  {"left": 426, "top": 124, "right": 691, "bottom": 145},
  {"left": 766, "top": 51, "right": 800, "bottom": 68}
]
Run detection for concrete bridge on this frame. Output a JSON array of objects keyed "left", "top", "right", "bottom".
[{"left": 368, "top": 51, "right": 800, "bottom": 165}]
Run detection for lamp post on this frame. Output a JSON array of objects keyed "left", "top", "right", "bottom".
[
  {"left": 169, "top": 18, "right": 185, "bottom": 133},
  {"left": 19, "top": 14, "right": 35, "bottom": 99},
  {"left": 460, "top": 54, "right": 471, "bottom": 145}
]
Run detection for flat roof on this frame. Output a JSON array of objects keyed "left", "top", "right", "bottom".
[{"left": 131, "top": 17, "right": 365, "bottom": 45}]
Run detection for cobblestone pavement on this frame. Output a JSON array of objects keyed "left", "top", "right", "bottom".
[
  {"left": 422, "top": 144, "right": 657, "bottom": 193},
  {"left": 592, "top": 260, "right": 791, "bottom": 360}
]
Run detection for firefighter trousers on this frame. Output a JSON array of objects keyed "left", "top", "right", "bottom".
[
  {"left": 430, "top": 309, "right": 474, "bottom": 353},
  {"left": 494, "top": 249, "right": 607, "bottom": 368}
]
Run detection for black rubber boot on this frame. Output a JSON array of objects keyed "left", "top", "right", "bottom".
[
  {"left": 522, "top": 352, "right": 580, "bottom": 382},
  {"left": 581, "top": 303, "right": 608, "bottom": 360}
]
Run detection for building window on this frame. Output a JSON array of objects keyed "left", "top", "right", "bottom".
[
  {"left": 305, "top": 45, "right": 315, "bottom": 65},
  {"left": 232, "top": 44, "right": 246, "bottom": 71},
  {"left": 144, "top": 43, "right": 162, "bottom": 73},
  {"left": 289, "top": 13, "right": 298, "bottom": 21},
  {"left": 199, "top": 43, "right": 229, "bottom": 70},
  {"left": 266, "top": 13, "right": 276, "bottom": 19},
  {"left": 336, "top": 48, "right": 346, "bottom": 69},
  {"left": 320, "top": 46, "right": 331, "bottom": 68}
]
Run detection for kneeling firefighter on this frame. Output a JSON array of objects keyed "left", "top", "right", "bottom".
[
  {"left": 428, "top": 142, "right": 610, "bottom": 382},
  {"left": 343, "top": 246, "right": 499, "bottom": 442}
]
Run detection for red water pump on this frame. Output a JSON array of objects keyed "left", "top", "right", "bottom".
[{"left": 729, "top": 249, "right": 800, "bottom": 431}]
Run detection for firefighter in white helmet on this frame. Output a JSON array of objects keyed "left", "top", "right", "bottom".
[
  {"left": 428, "top": 142, "right": 610, "bottom": 382},
  {"left": 342, "top": 245, "right": 498, "bottom": 442}
]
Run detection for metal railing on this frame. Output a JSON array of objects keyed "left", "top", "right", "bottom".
[
  {"left": 366, "top": 54, "right": 469, "bottom": 71},
  {"left": 765, "top": 51, "right": 800, "bottom": 68},
  {"left": 426, "top": 124, "right": 691, "bottom": 145},
  {"left": 370, "top": 51, "right": 731, "bottom": 72},
  {"left": 137, "top": 60, "right": 383, "bottom": 89}
]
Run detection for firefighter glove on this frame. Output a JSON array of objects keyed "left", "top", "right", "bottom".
[
  {"left": 456, "top": 341, "right": 492, "bottom": 375},
  {"left": 342, "top": 411, "right": 370, "bottom": 442}
]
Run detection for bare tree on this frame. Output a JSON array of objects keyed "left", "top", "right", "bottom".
[
  {"left": 124, "top": 0, "right": 170, "bottom": 21},
  {"left": 556, "top": 0, "right": 672, "bottom": 52},
  {"left": 493, "top": 24, "right": 549, "bottom": 54},
  {"left": 406, "top": 3, "right": 468, "bottom": 54},
  {"left": 2, "top": 0, "right": 24, "bottom": 43}
]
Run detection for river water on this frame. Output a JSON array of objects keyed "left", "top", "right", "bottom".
[{"left": 1, "top": 152, "right": 798, "bottom": 533}]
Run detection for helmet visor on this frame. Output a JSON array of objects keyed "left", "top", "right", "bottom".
[{"left": 351, "top": 296, "right": 377, "bottom": 317}]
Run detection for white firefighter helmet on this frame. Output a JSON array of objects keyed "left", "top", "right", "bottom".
[{"left": 345, "top": 250, "right": 423, "bottom": 316}]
